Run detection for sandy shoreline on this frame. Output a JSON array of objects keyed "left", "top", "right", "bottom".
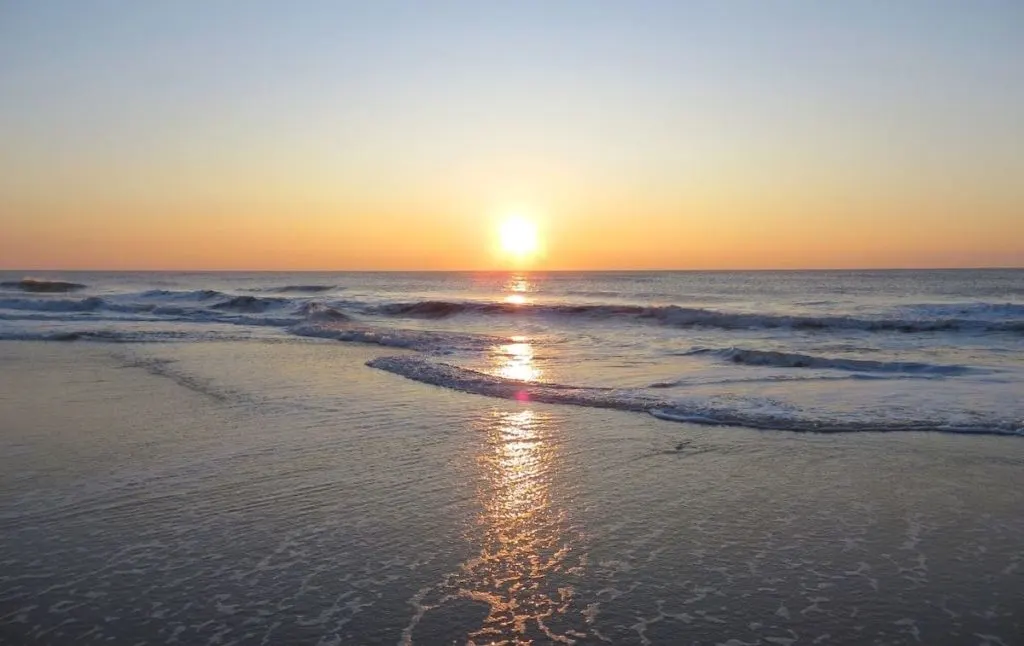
[{"left": 2, "top": 340, "right": 1022, "bottom": 644}]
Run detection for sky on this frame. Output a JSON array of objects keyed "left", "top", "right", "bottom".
[{"left": 1, "top": 0, "right": 1022, "bottom": 270}]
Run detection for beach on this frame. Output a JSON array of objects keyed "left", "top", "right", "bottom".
[
  {"left": 6, "top": 1, "right": 1023, "bottom": 641},
  {"left": 2, "top": 339, "right": 1022, "bottom": 644}
]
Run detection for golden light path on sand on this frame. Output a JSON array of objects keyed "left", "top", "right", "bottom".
[
  {"left": 399, "top": 405, "right": 588, "bottom": 645},
  {"left": 401, "top": 272, "right": 591, "bottom": 644},
  {"left": 465, "top": 275, "right": 584, "bottom": 641},
  {"left": 463, "top": 409, "right": 585, "bottom": 644}
]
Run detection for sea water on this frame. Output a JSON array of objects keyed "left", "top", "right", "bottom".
[
  {"left": 2, "top": 270, "right": 1024, "bottom": 644},
  {"left": 2, "top": 269, "right": 1022, "bottom": 436}
]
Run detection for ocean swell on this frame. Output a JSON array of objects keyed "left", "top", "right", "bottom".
[
  {"left": 2, "top": 290, "right": 1020, "bottom": 336},
  {"left": 0, "top": 329, "right": 207, "bottom": 343},
  {"left": 211, "top": 295, "right": 286, "bottom": 313},
  {"left": 0, "top": 296, "right": 105, "bottom": 312},
  {"left": 139, "top": 289, "right": 226, "bottom": 300},
  {"left": 264, "top": 284, "right": 335, "bottom": 293},
  {"left": 372, "top": 299, "right": 1024, "bottom": 334},
  {"left": 295, "top": 302, "right": 350, "bottom": 322},
  {"left": 897, "top": 302, "right": 1024, "bottom": 319},
  {"left": 684, "top": 347, "right": 977, "bottom": 375}
]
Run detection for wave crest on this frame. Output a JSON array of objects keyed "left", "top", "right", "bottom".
[
  {"left": 899, "top": 302, "right": 1024, "bottom": 319},
  {"left": 290, "top": 322, "right": 501, "bottom": 354},
  {"left": 685, "top": 347, "right": 977, "bottom": 375},
  {"left": 211, "top": 295, "right": 285, "bottom": 313},
  {"left": 0, "top": 296, "right": 105, "bottom": 312},
  {"left": 367, "top": 355, "right": 652, "bottom": 409},
  {"left": 377, "top": 300, "right": 484, "bottom": 318},
  {"left": 373, "top": 299, "right": 1024, "bottom": 334},
  {"left": 0, "top": 329, "right": 204, "bottom": 343},
  {"left": 265, "top": 284, "right": 335, "bottom": 293},
  {"left": 295, "top": 302, "right": 350, "bottom": 322},
  {"left": 140, "top": 289, "right": 225, "bottom": 300}
]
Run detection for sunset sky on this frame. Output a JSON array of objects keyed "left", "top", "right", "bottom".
[{"left": 1, "top": 1, "right": 1022, "bottom": 270}]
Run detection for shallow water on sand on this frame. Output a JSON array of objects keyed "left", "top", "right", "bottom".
[{"left": 1, "top": 340, "right": 1022, "bottom": 644}]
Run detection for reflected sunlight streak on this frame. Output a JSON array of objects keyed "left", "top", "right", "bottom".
[
  {"left": 502, "top": 274, "right": 533, "bottom": 306},
  {"left": 509, "top": 277, "right": 530, "bottom": 293},
  {"left": 494, "top": 342, "right": 541, "bottom": 383},
  {"left": 462, "top": 409, "right": 586, "bottom": 643},
  {"left": 397, "top": 410, "right": 589, "bottom": 644}
]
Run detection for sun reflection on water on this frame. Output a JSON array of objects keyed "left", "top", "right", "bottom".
[
  {"left": 461, "top": 409, "right": 586, "bottom": 644},
  {"left": 502, "top": 274, "right": 533, "bottom": 306},
  {"left": 507, "top": 275, "right": 531, "bottom": 293},
  {"left": 402, "top": 408, "right": 588, "bottom": 644},
  {"left": 494, "top": 341, "right": 542, "bottom": 383}
]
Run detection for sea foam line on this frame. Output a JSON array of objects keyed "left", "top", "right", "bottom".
[{"left": 366, "top": 355, "right": 1024, "bottom": 436}]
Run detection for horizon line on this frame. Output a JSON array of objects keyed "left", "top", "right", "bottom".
[{"left": 2, "top": 266, "right": 1021, "bottom": 273}]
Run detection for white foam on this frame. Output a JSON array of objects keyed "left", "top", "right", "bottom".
[
  {"left": 365, "top": 356, "right": 1024, "bottom": 436},
  {"left": 291, "top": 322, "right": 502, "bottom": 354}
]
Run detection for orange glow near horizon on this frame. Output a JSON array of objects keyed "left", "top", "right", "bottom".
[
  {"left": 1, "top": 195, "right": 1021, "bottom": 270},
  {"left": 2, "top": 4, "right": 1022, "bottom": 271}
]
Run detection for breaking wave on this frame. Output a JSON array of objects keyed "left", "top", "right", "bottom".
[
  {"left": 2, "top": 290, "right": 1020, "bottom": 336},
  {"left": 295, "top": 302, "right": 350, "bottom": 322},
  {"left": 211, "top": 295, "right": 286, "bottom": 313},
  {"left": 898, "top": 302, "right": 1024, "bottom": 319},
  {"left": 684, "top": 347, "right": 978, "bottom": 375},
  {"left": 366, "top": 356, "right": 1024, "bottom": 436},
  {"left": 0, "top": 296, "right": 105, "bottom": 312},
  {"left": 373, "top": 300, "right": 1024, "bottom": 334},
  {"left": 0, "top": 291, "right": 356, "bottom": 327},
  {"left": 0, "top": 329, "right": 215, "bottom": 343},
  {"left": 376, "top": 301, "right": 647, "bottom": 319},
  {"left": 139, "top": 289, "right": 226, "bottom": 300},
  {"left": 0, "top": 278, "right": 87, "bottom": 293},
  {"left": 367, "top": 355, "right": 653, "bottom": 408},
  {"left": 290, "top": 322, "right": 502, "bottom": 354}
]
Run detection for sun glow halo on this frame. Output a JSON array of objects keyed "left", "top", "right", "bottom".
[{"left": 499, "top": 217, "right": 539, "bottom": 258}]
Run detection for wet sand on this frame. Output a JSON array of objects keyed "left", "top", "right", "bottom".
[{"left": 1, "top": 340, "right": 1022, "bottom": 644}]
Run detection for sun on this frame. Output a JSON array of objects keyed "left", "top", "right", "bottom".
[{"left": 499, "top": 216, "right": 539, "bottom": 258}]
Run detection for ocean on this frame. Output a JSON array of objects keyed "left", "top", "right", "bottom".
[
  {"left": 1, "top": 269, "right": 1022, "bottom": 644},
  {"left": 2, "top": 269, "right": 1023, "bottom": 436}
]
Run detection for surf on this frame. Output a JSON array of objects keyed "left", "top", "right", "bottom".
[
  {"left": 369, "top": 299, "right": 1024, "bottom": 335},
  {"left": 365, "top": 355, "right": 1024, "bottom": 436},
  {"left": 682, "top": 347, "right": 979, "bottom": 375}
]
